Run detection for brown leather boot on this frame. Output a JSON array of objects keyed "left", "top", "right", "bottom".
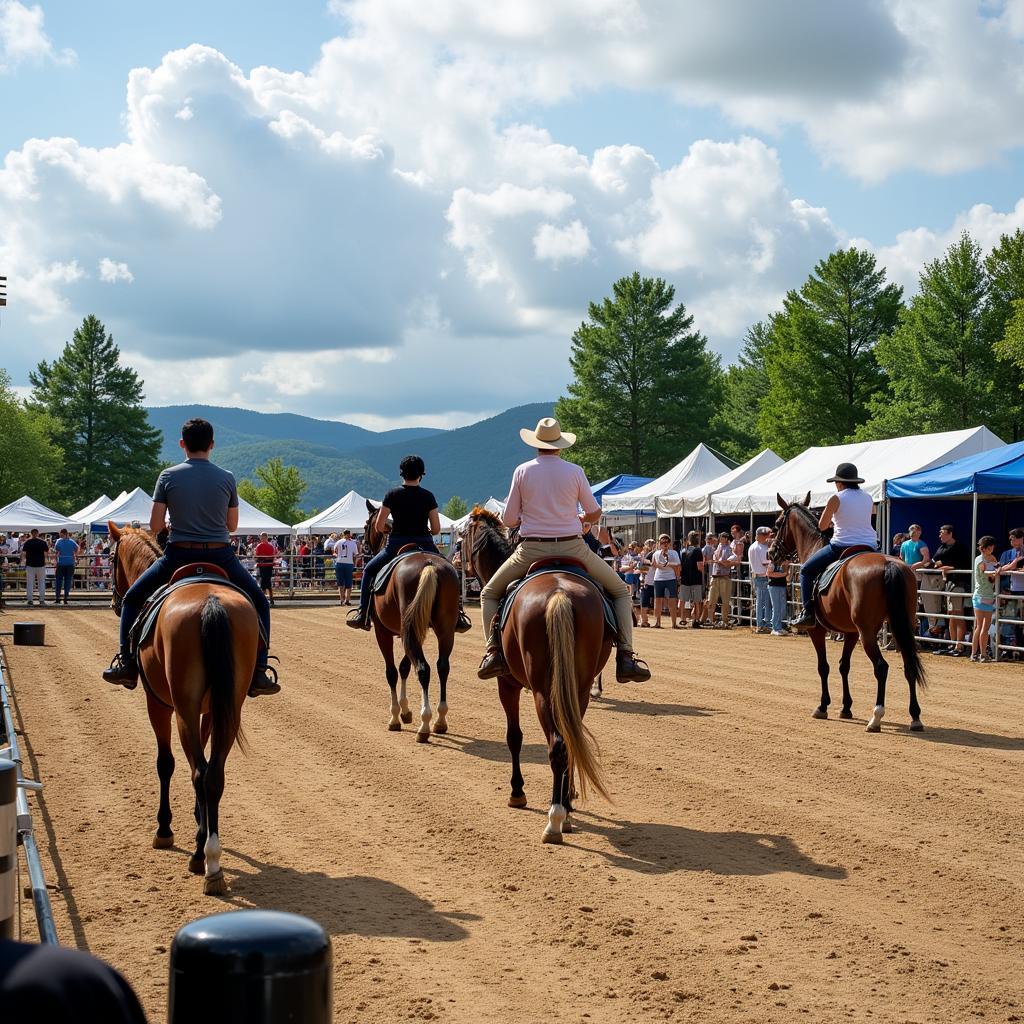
[
  {"left": 102, "top": 652, "right": 138, "bottom": 690},
  {"left": 477, "top": 614, "right": 508, "bottom": 679},
  {"left": 248, "top": 663, "right": 281, "bottom": 697},
  {"left": 615, "top": 649, "right": 651, "bottom": 683}
]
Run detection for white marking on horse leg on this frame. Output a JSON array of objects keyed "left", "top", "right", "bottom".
[
  {"left": 433, "top": 700, "right": 448, "bottom": 734},
  {"left": 417, "top": 691, "right": 432, "bottom": 741},
  {"left": 389, "top": 691, "right": 401, "bottom": 729},
  {"left": 543, "top": 803, "right": 567, "bottom": 844},
  {"left": 204, "top": 832, "right": 222, "bottom": 878},
  {"left": 866, "top": 704, "right": 885, "bottom": 733}
]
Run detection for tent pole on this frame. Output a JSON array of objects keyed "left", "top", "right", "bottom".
[{"left": 971, "top": 493, "right": 978, "bottom": 553}]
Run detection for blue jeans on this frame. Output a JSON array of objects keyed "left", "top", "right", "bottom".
[
  {"left": 768, "top": 584, "right": 787, "bottom": 632},
  {"left": 358, "top": 535, "right": 439, "bottom": 616},
  {"left": 753, "top": 575, "right": 771, "bottom": 629},
  {"left": 799, "top": 543, "right": 847, "bottom": 613},
  {"left": 55, "top": 564, "right": 74, "bottom": 601},
  {"left": 120, "top": 545, "right": 270, "bottom": 667}
]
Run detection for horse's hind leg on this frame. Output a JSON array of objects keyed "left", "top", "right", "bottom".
[
  {"left": 398, "top": 655, "right": 413, "bottom": 724},
  {"left": 176, "top": 713, "right": 209, "bottom": 875},
  {"left": 499, "top": 677, "right": 526, "bottom": 808},
  {"left": 861, "top": 630, "right": 889, "bottom": 733},
  {"left": 146, "top": 696, "right": 175, "bottom": 849},
  {"left": 375, "top": 624, "right": 402, "bottom": 731},
  {"left": 809, "top": 626, "right": 831, "bottom": 719},
  {"left": 535, "top": 693, "right": 568, "bottom": 844},
  {"left": 202, "top": 747, "right": 228, "bottom": 896},
  {"left": 838, "top": 633, "right": 858, "bottom": 719},
  {"left": 413, "top": 646, "right": 432, "bottom": 743},
  {"left": 433, "top": 632, "right": 452, "bottom": 735}
]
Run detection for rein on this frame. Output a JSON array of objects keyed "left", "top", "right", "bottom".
[{"left": 770, "top": 503, "right": 822, "bottom": 563}]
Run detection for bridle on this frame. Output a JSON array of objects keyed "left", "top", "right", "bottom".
[{"left": 768, "top": 502, "right": 818, "bottom": 563}]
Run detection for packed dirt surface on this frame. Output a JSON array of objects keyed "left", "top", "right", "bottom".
[{"left": 3, "top": 605, "right": 1023, "bottom": 1023}]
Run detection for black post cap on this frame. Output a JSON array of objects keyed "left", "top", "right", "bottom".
[{"left": 169, "top": 910, "right": 331, "bottom": 1024}]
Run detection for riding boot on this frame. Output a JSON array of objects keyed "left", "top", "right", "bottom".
[
  {"left": 102, "top": 651, "right": 139, "bottom": 690},
  {"left": 789, "top": 607, "right": 817, "bottom": 631},
  {"left": 248, "top": 662, "right": 281, "bottom": 697},
  {"left": 455, "top": 603, "right": 473, "bottom": 634},
  {"left": 615, "top": 648, "right": 651, "bottom": 683},
  {"left": 477, "top": 614, "right": 509, "bottom": 679},
  {"left": 345, "top": 606, "right": 373, "bottom": 631}
]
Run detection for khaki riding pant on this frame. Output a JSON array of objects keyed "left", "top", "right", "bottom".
[
  {"left": 707, "top": 575, "right": 732, "bottom": 622},
  {"left": 480, "top": 538, "right": 634, "bottom": 652}
]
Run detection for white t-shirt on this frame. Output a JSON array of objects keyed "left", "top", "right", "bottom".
[
  {"left": 641, "top": 553, "right": 657, "bottom": 587},
  {"left": 619, "top": 553, "right": 635, "bottom": 574},
  {"left": 832, "top": 487, "right": 877, "bottom": 547},
  {"left": 748, "top": 541, "right": 770, "bottom": 577},
  {"left": 334, "top": 539, "right": 358, "bottom": 564},
  {"left": 652, "top": 548, "right": 680, "bottom": 581}
]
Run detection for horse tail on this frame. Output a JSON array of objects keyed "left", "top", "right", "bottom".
[
  {"left": 546, "top": 591, "right": 608, "bottom": 803},
  {"left": 883, "top": 560, "right": 928, "bottom": 691},
  {"left": 200, "top": 594, "right": 246, "bottom": 754},
  {"left": 402, "top": 564, "right": 438, "bottom": 652}
]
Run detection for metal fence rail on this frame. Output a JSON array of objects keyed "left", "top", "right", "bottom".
[{"left": 0, "top": 644, "right": 58, "bottom": 944}]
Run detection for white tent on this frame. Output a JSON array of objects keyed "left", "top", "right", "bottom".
[
  {"left": 233, "top": 497, "right": 292, "bottom": 536},
  {"left": 71, "top": 495, "right": 112, "bottom": 523},
  {"left": 293, "top": 490, "right": 378, "bottom": 533},
  {"left": 711, "top": 426, "right": 1005, "bottom": 514},
  {"left": 452, "top": 496, "right": 506, "bottom": 535},
  {"left": 0, "top": 496, "right": 84, "bottom": 533},
  {"left": 601, "top": 444, "right": 730, "bottom": 513},
  {"left": 657, "top": 449, "right": 784, "bottom": 517},
  {"left": 92, "top": 487, "right": 160, "bottom": 528}
]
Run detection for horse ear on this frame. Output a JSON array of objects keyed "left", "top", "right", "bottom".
[
  {"left": 366, "top": 499, "right": 375, "bottom": 514},
  {"left": 776, "top": 493, "right": 787, "bottom": 510},
  {"left": 802, "top": 492, "right": 811, "bottom": 507},
  {"left": 109, "top": 521, "right": 121, "bottom": 539}
]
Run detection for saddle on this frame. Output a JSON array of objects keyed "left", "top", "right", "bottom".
[
  {"left": 371, "top": 545, "right": 434, "bottom": 594},
  {"left": 814, "top": 546, "right": 876, "bottom": 600},
  {"left": 498, "top": 558, "right": 618, "bottom": 635},
  {"left": 128, "top": 563, "right": 267, "bottom": 658}
]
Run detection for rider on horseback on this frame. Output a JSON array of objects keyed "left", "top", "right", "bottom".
[
  {"left": 102, "top": 418, "right": 280, "bottom": 696},
  {"left": 476, "top": 417, "right": 650, "bottom": 683},
  {"left": 789, "top": 462, "right": 879, "bottom": 630},
  {"left": 347, "top": 455, "right": 472, "bottom": 633}
]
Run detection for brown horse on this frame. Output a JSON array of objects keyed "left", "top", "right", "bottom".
[
  {"left": 462, "top": 507, "right": 611, "bottom": 843},
  {"left": 768, "top": 494, "right": 926, "bottom": 733},
  {"left": 109, "top": 524, "right": 256, "bottom": 894},
  {"left": 361, "top": 501, "right": 461, "bottom": 740}
]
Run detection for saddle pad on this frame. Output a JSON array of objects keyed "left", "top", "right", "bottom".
[
  {"left": 816, "top": 550, "right": 874, "bottom": 598},
  {"left": 499, "top": 564, "right": 618, "bottom": 635},
  {"left": 372, "top": 548, "right": 432, "bottom": 593},
  {"left": 130, "top": 575, "right": 267, "bottom": 657}
]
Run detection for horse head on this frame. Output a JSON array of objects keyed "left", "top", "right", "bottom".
[
  {"left": 362, "top": 499, "right": 390, "bottom": 556},
  {"left": 768, "top": 493, "right": 820, "bottom": 564},
  {"left": 462, "top": 505, "right": 510, "bottom": 585},
  {"left": 108, "top": 522, "right": 161, "bottom": 615}
]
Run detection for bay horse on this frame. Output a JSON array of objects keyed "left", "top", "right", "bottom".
[
  {"left": 109, "top": 524, "right": 256, "bottom": 895},
  {"left": 462, "top": 507, "right": 611, "bottom": 843},
  {"left": 768, "top": 494, "right": 927, "bottom": 733},
  {"left": 360, "top": 500, "right": 460, "bottom": 741}
]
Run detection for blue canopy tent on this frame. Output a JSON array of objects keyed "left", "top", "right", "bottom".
[{"left": 591, "top": 474, "right": 654, "bottom": 506}]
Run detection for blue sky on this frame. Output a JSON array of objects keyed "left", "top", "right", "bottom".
[{"left": 3, "top": 1, "right": 1024, "bottom": 428}]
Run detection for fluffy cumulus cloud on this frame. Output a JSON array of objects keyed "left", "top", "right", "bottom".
[
  {"left": 0, "top": 0, "right": 73, "bottom": 71},
  {"left": 4, "top": 2, "right": 1024, "bottom": 421}
]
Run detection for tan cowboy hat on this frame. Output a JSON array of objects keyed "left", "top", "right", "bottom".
[{"left": 520, "top": 416, "right": 576, "bottom": 450}]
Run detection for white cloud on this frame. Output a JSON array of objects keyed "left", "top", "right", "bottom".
[
  {"left": 533, "top": 220, "right": 590, "bottom": 264},
  {"left": 98, "top": 258, "right": 134, "bottom": 284},
  {"left": 0, "top": 1, "right": 74, "bottom": 72}
]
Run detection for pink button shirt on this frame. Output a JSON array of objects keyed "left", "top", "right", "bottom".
[{"left": 502, "top": 455, "right": 599, "bottom": 537}]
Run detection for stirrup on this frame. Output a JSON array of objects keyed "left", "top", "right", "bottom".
[{"left": 346, "top": 607, "right": 372, "bottom": 631}]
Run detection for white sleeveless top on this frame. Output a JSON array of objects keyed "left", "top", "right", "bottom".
[{"left": 831, "top": 487, "right": 877, "bottom": 547}]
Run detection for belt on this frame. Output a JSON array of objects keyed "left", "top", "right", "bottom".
[
  {"left": 519, "top": 535, "right": 582, "bottom": 543},
  {"left": 169, "top": 541, "right": 230, "bottom": 549}
]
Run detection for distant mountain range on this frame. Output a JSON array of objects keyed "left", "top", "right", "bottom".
[{"left": 146, "top": 402, "right": 555, "bottom": 511}]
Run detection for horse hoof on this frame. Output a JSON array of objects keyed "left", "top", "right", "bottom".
[
  {"left": 508, "top": 794, "right": 528, "bottom": 808},
  {"left": 188, "top": 855, "right": 205, "bottom": 875},
  {"left": 812, "top": 708, "right": 828, "bottom": 720},
  {"left": 415, "top": 731, "right": 430, "bottom": 744},
  {"left": 590, "top": 684, "right": 602, "bottom": 699},
  {"left": 909, "top": 720, "right": 924, "bottom": 732},
  {"left": 388, "top": 721, "right": 401, "bottom": 732},
  {"left": 865, "top": 721, "right": 882, "bottom": 733},
  {"left": 542, "top": 829, "right": 564, "bottom": 845},
  {"left": 432, "top": 722, "right": 448, "bottom": 735},
  {"left": 840, "top": 709, "right": 853, "bottom": 720},
  {"left": 400, "top": 711, "right": 413, "bottom": 724},
  {"left": 152, "top": 832, "right": 174, "bottom": 850},
  {"left": 203, "top": 869, "right": 228, "bottom": 897}
]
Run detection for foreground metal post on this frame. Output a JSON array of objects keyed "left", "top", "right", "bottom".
[
  {"left": 169, "top": 909, "right": 331, "bottom": 1024},
  {"left": 0, "top": 759, "right": 15, "bottom": 939}
]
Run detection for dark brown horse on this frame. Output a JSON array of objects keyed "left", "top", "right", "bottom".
[
  {"left": 462, "top": 507, "right": 611, "bottom": 843},
  {"left": 109, "top": 524, "right": 256, "bottom": 894},
  {"left": 768, "top": 495, "right": 926, "bottom": 733},
  {"left": 361, "top": 500, "right": 461, "bottom": 740}
]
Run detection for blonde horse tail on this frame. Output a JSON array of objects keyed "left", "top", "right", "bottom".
[
  {"left": 402, "top": 564, "right": 438, "bottom": 652},
  {"left": 546, "top": 591, "right": 608, "bottom": 802}
]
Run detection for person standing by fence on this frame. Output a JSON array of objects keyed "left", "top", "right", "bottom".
[
  {"left": 52, "top": 528, "right": 79, "bottom": 606},
  {"left": 254, "top": 532, "right": 277, "bottom": 607},
  {"left": 748, "top": 526, "right": 772, "bottom": 633},
  {"left": 333, "top": 530, "right": 358, "bottom": 606},
  {"left": 22, "top": 529, "right": 49, "bottom": 606}
]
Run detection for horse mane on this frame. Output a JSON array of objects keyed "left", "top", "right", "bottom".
[
  {"left": 789, "top": 502, "right": 822, "bottom": 536},
  {"left": 470, "top": 508, "right": 512, "bottom": 560},
  {"left": 120, "top": 526, "right": 163, "bottom": 558},
  {"left": 470, "top": 505, "right": 504, "bottom": 529}
]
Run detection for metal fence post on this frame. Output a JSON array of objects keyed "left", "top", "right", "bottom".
[{"left": 0, "top": 758, "right": 15, "bottom": 939}]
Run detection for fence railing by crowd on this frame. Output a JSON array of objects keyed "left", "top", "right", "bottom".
[{"left": 0, "top": 643, "right": 58, "bottom": 944}]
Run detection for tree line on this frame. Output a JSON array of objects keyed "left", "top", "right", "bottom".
[{"left": 557, "top": 229, "right": 1024, "bottom": 479}]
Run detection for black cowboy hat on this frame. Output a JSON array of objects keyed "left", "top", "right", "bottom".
[{"left": 827, "top": 462, "right": 865, "bottom": 484}]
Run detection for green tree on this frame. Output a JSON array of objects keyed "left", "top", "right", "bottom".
[
  {"left": 862, "top": 233, "right": 995, "bottom": 437},
  {"left": 0, "top": 369, "right": 64, "bottom": 506},
  {"left": 986, "top": 229, "right": 1024, "bottom": 440},
  {"left": 555, "top": 273, "right": 722, "bottom": 479},
  {"left": 28, "top": 315, "right": 162, "bottom": 509},
  {"left": 712, "top": 320, "right": 773, "bottom": 462},
  {"left": 759, "top": 247, "right": 902, "bottom": 457},
  {"left": 443, "top": 495, "right": 468, "bottom": 520},
  {"left": 238, "top": 457, "right": 308, "bottom": 524}
]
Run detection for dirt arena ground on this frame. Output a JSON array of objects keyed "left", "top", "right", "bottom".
[{"left": 3, "top": 604, "right": 1023, "bottom": 1023}]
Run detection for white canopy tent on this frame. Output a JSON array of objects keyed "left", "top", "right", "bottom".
[
  {"left": 656, "top": 449, "right": 784, "bottom": 517},
  {"left": 233, "top": 497, "right": 292, "bottom": 536},
  {"left": 91, "top": 487, "right": 160, "bottom": 529},
  {"left": 70, "top": 495, "right": 112, "bottom": 523},
  {"left": 293, "top": 490, "right": 379, "bottom": 534},
  {"left": 601, "top": 444, "right": 730, "bottom": 513},
  {"left": 0, "top": 496, "right": 84, "bottom": 533},
  {"left": 711, "top": 427, "right": 1005, "bottom": 514}
]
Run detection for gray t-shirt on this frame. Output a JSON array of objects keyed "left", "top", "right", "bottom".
[{"left": 153, "top": 459, "right": 238, "bottom": 544}]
